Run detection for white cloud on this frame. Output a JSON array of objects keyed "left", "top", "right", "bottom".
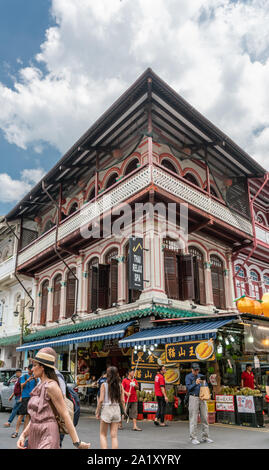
[
  {"left": 0, "top": 0, "right": 269, "bottom": 169},
  {"left": 0, "top": 168, "right": 45, "bottom": 203}
]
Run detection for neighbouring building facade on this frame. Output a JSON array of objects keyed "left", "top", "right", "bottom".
[{"left": 0, "top": 69, "right": 268, "bottom": 386}]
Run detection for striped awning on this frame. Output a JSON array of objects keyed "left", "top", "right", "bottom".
[
  {"left": 118, "top": 317, "right": 237, "bottom": 348},
  {"left": 16, "top": 321, "right": 135, "bottom": 352}
]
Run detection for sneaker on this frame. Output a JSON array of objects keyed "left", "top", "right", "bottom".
[
  {"left": 191, "top": 439, "right": 200, "bottom": 445},
  {"left": 201, "top": 438, "right": 214, "bottom": 443}
]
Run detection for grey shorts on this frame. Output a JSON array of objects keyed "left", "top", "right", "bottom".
[
  {"left": 126, "top": 402, "right": 138, "bottom": 419},
  {"left": 100, "top": 404, "right": 121, "bottom": 424}
]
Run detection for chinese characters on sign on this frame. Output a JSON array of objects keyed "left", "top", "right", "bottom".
[
  {"left": 134, "top": 367, "right": 158, "bottom": 383},
  {"left": 165, "top": 340, "right": 215, "bottom": 363},
  {"left": 128, "top": 237, "right": 144, "bottom": 291}
]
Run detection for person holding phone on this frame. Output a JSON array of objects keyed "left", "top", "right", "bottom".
[{"left": 185, "top": 363, "right": 213, "bottom": 445}]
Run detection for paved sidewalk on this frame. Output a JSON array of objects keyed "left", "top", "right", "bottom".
[{"left": 1, "top": 410, "right": 269, "bottom": 449}]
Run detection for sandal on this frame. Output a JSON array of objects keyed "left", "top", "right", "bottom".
[
  {"left": 133, "top": 428, "right": 142, "bottom": 431},
  {"left": 154, "top": 420, "right": 159, "bottom": 426},
  {"left": 11, "top": 432, "right": 18, "bottom": 438}
]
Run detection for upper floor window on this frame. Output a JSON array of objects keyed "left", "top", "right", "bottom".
[
  {"left": 235, "top": 265, "right": 248, "bottom": 297},
  {"left": 189, "top": 246, "right": 206, "bottom": 305},
  {"left": 163, "top": 238, "right": 194, "bottom": 301},
  {"left": 68, "top": 202, "right": 79, "bottom": 216},
  {"left": 53, "top": 274, "right": 62, "bottom": 322},
  {"left": 161, "top": 158, "right": 179, "bottom": 174},
  {"left": 40, "top": 280, "right": 49, "bottom": 326},
  {"left": 210, "top": 255, "right": 226, "bottom": 309},
  {"left": 250, "top": 270, "right": 262, "bottom": 300},
  {"left": 105, "top": 173, "right": 118, "bottom": 190},
  {"left": 256, "top": 213, "right": 267, "bottom": 226},
  {"left": 264, "top": 274, "right": 269, "bottom": 292},
  {"left": 88, "top": 250, "right": 119, "bottom": 311},
  {"left": 124, "top": 158, "right": 139, "bottom": 176},
  {"left": 183, "top": 172, "right": 200, "bottom": 187},
  {"left": 66, "top": 269, "right": 77, "bottom": 318},
  {"left": 42, "top": 220, "right": 55, "bottom": 235}
]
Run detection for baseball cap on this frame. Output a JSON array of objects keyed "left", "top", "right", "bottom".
[{"left": 191, "top": 363, "right": 200, "bottom": 370}]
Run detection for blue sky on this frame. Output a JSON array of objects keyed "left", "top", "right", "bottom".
[
  {"left": 0, "top": 0, "right": 269, "bottom": 216},
  {"left": 0, "top": 0, "right": 60, "bottom": 215}
]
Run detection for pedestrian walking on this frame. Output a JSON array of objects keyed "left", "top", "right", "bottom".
[
  {"left": 154, "top": 366, "right": 168, "bottom": 427},
  {"left": 16, "top": 350, "right": 90, "bottom": 449},
  {"left": 185, "top": 363, "right": 213, "bottom": 445},
  {"left": 11, "top": 364, "right": 38, "bottom": 438},
  {"left": 95, "top": 366, "right": 126, "bottom": 449},
  {"left": 122, "top": 368, "right": 142, "bottom": 431},
  {"left": 3, "top": 369, "right": 22, "bottom": 428}
]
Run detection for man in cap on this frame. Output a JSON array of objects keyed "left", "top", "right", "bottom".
[{"left": 185, "top": 363, "right": 213, "bottom": 445}]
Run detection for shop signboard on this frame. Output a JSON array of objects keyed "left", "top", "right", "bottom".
[
  {"left": 165, "top": 340, "right": 215, "bottom": 363},
  {"left": 132, "top": 349, "right": 165, "bottom": 367},
  {"left": 128, "top": 237, "right": 143, "bottom": 291},
  {"left": 216, "top": 395, "right": 235, "bottom": 412},
  {"left": 143, "top": 402, "right": 158, "bottom": 413},
  {"left": 236, "top": 395, "right": 255, "bottom": 414},
  {"left": 135, "top": 366, "right": 180, "bottom": 385}
]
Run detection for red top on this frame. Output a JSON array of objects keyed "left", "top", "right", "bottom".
[
  {"left": 241, "top": 371, "right": 255, "bottom": 389},
  {"left": 122, "top": 378, "right": 138, "bottom": 402},
  {"left": 154, "top": 373, "right": 166, "bottom": 397}
]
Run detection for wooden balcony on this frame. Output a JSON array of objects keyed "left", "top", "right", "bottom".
[{"left": 17, "top": 164, "right": 253, "bottom": 272}]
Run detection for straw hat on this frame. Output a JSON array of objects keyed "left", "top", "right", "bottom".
[{"left": 32, "top": 351, "right": 56, "bottom": 369}]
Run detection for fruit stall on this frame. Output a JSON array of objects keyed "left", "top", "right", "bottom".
[{"left": 216, "top": 386, "right": 264, "bottom": 427}]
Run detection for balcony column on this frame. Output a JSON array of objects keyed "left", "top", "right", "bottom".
[
  {"left": 117, "top": 243, "right": 126, "bottom": 305},
  {"left": 140, "top": 220, "right": 167, "bottom": 301},
  {"left": 204, "top": 262, "right": 214, "bottom": 306},
  {"left": 32, "top": 278, "right": 40, "bottom": 326},
  {"left": 47, "top": 284, "right": 54, "bottom": 323},
  {"left": 76, "top": 254, "right": 85, "bottom": 314},
  {"left": 59, "top": 281, "right": 67, "bottom": 321},
  {"left": 227, "top": 254, "right": 237, "bottom": 311}
]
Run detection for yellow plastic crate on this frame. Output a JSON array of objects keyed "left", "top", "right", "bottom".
[{"left": 206, "top": 400, "right": 215, "bottom": 413}]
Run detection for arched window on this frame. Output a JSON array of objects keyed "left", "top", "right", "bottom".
[
  {"left": 105, "top": 249, "right": 118, "bottom": 308},
  {"left": 87, "top": 187, "right": 96, "bottom": 202},
  {"left": 124, "top": 159, "right": 139, "bottom": 176},
  {"left": 42, "top": 220, "right": 55, "bottom": 235},
  {"left": 105, "top": 173, "right": 118, "bottom": 190},
  {"left": 66, "top": 269, "right": 77, "bottom": 318},
  {"left": 189, "top": 246, "right": 206, "bottom": 305},
  {"left": 88, "top": 257, "right": 99, "bottom": 312},
  {"left": 235, "top": 265, "right": 248, "bottom": 298},
  {"left": 250, "top": 270, "right": 262, "bottom": 299},
  {"left": 163, "top": 238, "right": 181, "bottom": 300},
  {"left": 68, "top": 202, "right": 78, "bottom": 216},
  {"left": 53, "top": 274, "right": 62, "bottom": 322},
  {"left": 210, "top": 255, "right": 225, "bottom": 309},
  {"left": 40, "top": 280, "right": 49, "bottom": 325},
  {"left": 183, "top": 172, "right": 200, "bottom": 187},
  {"left": 125, "top": 243, "right": 141, "bottom": 303},
  {"left": 161, "top": 158, "right": 179, "bottom": 174},
  {"left": 264, "top": 274, "right": 269, "bottom": 292}
]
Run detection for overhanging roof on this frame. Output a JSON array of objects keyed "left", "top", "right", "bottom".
[{"left": 6, "top": 68, "right": 266, "bottom": 221}]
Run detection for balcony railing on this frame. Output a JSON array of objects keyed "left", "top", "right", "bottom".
[
  {"left": 17, "top": 164, "right": 253, "bottom": 267},
  {"left": 0, "top": 255, "right": 16, "bottom": 282},
  {"left": 256, "top": 224, "right": 269, "bottom": 245}
]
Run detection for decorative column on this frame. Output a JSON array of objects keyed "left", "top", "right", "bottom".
[
  {"left": 32, "top": 278, "right": 40, "bottom": 326},
  {"left": 204, "top": 262, "right": 214, "bottom": 306},
  {"left": 226, "top": 254, "right": 236, "bottom": 310},
  {"left": 47, "top": 285, "right": 54, "bottom": 323},
  {"left": 76, "top": 255, "right": 84, "bottom": 314},
  {"left": 59, "top": 280, "right": 67, "bottom": 321},
  {"left": 117, "top": 253, "right": 126, "bottom": 306}
]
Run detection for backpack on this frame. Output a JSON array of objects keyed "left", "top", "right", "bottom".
[{"left": 66, "top": 385, "right": 80, "bottom": 427}]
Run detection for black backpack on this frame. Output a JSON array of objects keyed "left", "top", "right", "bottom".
[{"left": 66, "top": 385, "right": 80, "bottom": 427}]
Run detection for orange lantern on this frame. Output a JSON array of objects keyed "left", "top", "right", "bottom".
[
  {"left": 237, "top": 296, "right": 255, "bottom": 314},
  {"left": 261, "top": 292, "right": 269, "bottom": 317},
  {"left": 253, "top": 300, "right": 263, "bottom": 316}
]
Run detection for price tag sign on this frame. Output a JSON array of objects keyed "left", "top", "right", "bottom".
[
  {"left": 143, "top": 402, "right": 158, "bottom": 413},
  {"left": 216, "top": 395, "right": 235, "bottom": 412},
  {"left": 236, "top": 395, "right": 255, "bottom": 414}
]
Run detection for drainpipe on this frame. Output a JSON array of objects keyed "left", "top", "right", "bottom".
[
  {"left": 147, "top": 77, "right": 153, "bottom": 184},
  {"left": 41, "top": 181, "right": 79, "bottom": 323}
]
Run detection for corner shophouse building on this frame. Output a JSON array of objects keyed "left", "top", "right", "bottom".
[{"left": 1, "top": 68, "right": 266, "bottom": 377}]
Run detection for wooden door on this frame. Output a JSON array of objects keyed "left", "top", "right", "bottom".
[
  {"left": 210, "top": 256, "right": 225, "bottom": 309},
  {"left": 164, "top": 250, "right": 179, "bottom": 300},
  {"left": 53, "top": 275, "right": 62, "bottom": 321},
  {"left": 179, "top": 254, "right": 195, "bottom": 300},
  {"left": 40, "top": 280, "right": 49, "bottom": 325},
  {"left": 66, "top": 270, "right": 76, "bottom": 318}
]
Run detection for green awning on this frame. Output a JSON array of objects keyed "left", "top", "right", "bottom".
[
  {"left": 21, "top": 306, "right": 205, "bottom": 344},
  {"left": 0, "top": 335, "right": 20, "bottom": 347}
]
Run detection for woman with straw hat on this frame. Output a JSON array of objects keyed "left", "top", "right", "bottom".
[{"left": 17, "top": 351, "right": 91, "bottom": 449}]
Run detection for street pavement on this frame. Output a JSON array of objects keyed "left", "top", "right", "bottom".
[{"left": 0, "top": 410, "right": 269, "bottom": 449}]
